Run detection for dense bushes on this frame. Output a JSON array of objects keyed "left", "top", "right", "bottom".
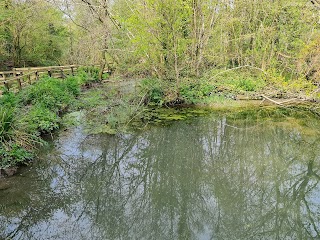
[
  {"left": 140, "top": 78, "right": 217, "bottom": 105},
  {"left": 0, "top": 144, "right": 33, "bottom": 169},
  {"left": 0, "top": 74, "right": 84, "bottom": 169},
  {"left": 139, "top": 64, "right": 320, "bottom": 107},
  {"left": 179, "top": 80, "right": 215, "bottom": 104},
  {"left": 140, "top": 77, "right": 232, "bottom": 105},
  {"left": 0, "top": 65, "right": 113, "bottom": 170},
  {"left": 20, "top": 77, "right": 80, "bottom": 110},
  {"left": 139, "top": 79, "right": 164, "bottom": 105},
  {"left": 77, "top": 66, "right": 109, "bottom": 84},
  {"left": 23, "top": 104, "right": 60, "bottom": 134},
  {"left": 139, "top": 68, "right": 320, "bottom": 107}
]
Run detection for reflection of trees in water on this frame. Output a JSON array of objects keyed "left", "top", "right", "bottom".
[
  {"left": 1, "top": 115, "right": 320, "bottom": 239},
  {"left": 79, "top": 117, "right": 320, "bottom": 239},
  {"left": 203, "top": 118, "right": 320, "bottom": 240},
  {"left": 79, "top": 121, "right": 211, "bottom": 239},
  {"left": 0, "top": 159, "right": 75, "bottom": 239}
]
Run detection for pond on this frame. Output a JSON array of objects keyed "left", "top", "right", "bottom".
[{"left": 1, "top": 107, "right": 320, "bottom": 239}]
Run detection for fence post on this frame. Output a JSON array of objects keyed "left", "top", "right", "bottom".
[
  {"left": 17, "top": 72, "right": 23, "bottom": 91},
  {"left": 17, "top": 78, "right": 22, "bottom": 90},
  {"left": 35, "top": 71, "right": 39, "bottom": 81},
  {"left": 28, "top": 74, "right": 32, "bottom": 84},
  {"left": 3, "top": 81, "right": 9, "bottom": 91},
  {"left": 60, "top": 68, "right": 65, "bottom": 79},
  {"left": 71, "top": 67, "right": 74, "bottom": 76},
  {"left": 3, "top": 74, "right": 9, "bottom": 91}
]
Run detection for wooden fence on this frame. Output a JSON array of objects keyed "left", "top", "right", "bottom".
[{"left": 0, "top": 64, "right": 107, "bottom": 94}]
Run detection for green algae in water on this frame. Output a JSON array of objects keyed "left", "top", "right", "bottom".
[
  {"left": 137, "top": 107, "right": 212, "bottom": 126},
  {"left": 89, "top": 124, "right": 117, "bottom": 135}
]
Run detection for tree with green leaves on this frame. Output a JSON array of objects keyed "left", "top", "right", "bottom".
[{"left": 0, "top": 0, "right": 69, "bottom": 69}]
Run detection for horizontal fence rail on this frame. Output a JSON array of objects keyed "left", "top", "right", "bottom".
[{"left": 0, "top": 64, "right": 110, "bottom": 95}]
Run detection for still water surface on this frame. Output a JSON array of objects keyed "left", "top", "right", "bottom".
[{"left": 1, "top": 108, "right": 320, "bottom": 239}]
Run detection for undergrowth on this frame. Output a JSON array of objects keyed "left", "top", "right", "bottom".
[
  {"left": 140, "top": 68, "right": 320, "bottom": 107},
  {"left": 0, "top": 66, "right": 106, "bottom": 170},
  {"left": 69, "top": 83, "right": 143, "bottom": 135},
  {"left": 1, "top": 66, "right": 318, "bottom": 170}
]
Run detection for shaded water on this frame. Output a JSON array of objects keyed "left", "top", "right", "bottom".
[{"left": 1, "top": 108, "right": 320, "bottom": 239}]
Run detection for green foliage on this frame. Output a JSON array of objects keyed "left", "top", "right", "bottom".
[
  {"left": 0, "top": 144, "right": 33, "bottom": 168},
  {"left": 19, "top": 76, "right": 80, "bottom": 112},
  {"left": 207, "top": 69, "right": 267, "bottom": 94},
  {"left": 0, "top": 0, "right": 70, "bottom": 68},
  {"left": 0, "top": 106, "right": 36, "bottom": 169},
  {"left": 139, "top": 79, "right": 164, "bottom": 105},
  {"left": 139, "top": 78, "right": 228, "bottom": 105},
  {"left": 0, "top": 91, "right": 20, "bottom": 109},
  {"left": 18, "top": 75, "right": 82, "bottom": 134},
  {"left": 0, "top": 107, "right": 15, "bottom": 144},
  {"left": 179, "top": 80, "right": 215, "bottom": 104},
  {"left": 76, "top": 70, "right": 89, "bottom": 84},
  {"left": 63, "top": 76, "right": 81, "bottom": 96},
  {"left": 0, "top": 73, "right": 85, "bottom": 169},
  {"left": 264, "top": 69, "right": 318, "bottom": 97},
  {"left": 236, "top": 78, "right": 258, "bottom": 92},
  {"left": 77, "top": 66, "right": 101, "bottom": 83},
  {"left": 23, "top": 104, "right": 60, "bottom": 134}
]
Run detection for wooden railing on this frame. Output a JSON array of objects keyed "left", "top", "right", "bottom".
[{"left": 0, "top": 65, "right": 108, "bottom": 94}]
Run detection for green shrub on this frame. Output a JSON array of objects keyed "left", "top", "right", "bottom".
[
  {"left": 140, "top": 78, "right": 217, "bottom": 105},
  {"left": 0, "top": 73, "right": 86, "bottom": 168},
  {"left": 64, "top": 76, "right": 81, "bottom": 96},
  {"left": 179, "top": 80, "right": 215, "bottom": 104},
  {"left": 140, "top": 78, "right": 164, "bottom": 105},
  {"left": 0, "top": 144, "right": 33, "bottom": 168},
  {"left": 206, "top": 69, "right": 266, "bottom": 93},
  {"left": 19, "top": 76, "right": 80, "bottom": 112},
  {"left": 76, "top": 70, "right": 89, "bottom": 84},
  {"left": 23, "top": 104, "right": 60, "bottom": 134},
  {"left": 77, "top": 66, "right": 101, "bottom": 83},
  {"left": 0, "top": 92, "right": 20, "bottom": 109},
  {"left": 16, "top": 75, "right": 82, "bottom": 136},
  {"left": 236, "top": 78, "right": 257, "bottom": 91},
  {"left": 0, "top": 106, "right": 37, "bottom": 168}
]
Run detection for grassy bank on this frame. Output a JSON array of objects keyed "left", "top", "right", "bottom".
[
  {"left": 63, "top": 71, "right": 320, "bottom": 136},
  {"left": 138, "top": 69, "right": 320, "bottom": 106},
  {"left": 1, "top": 67, "right": 319, "bottom": 172},
  {"left": 0, "top": 67, "right": 103, "bottom": 171}
]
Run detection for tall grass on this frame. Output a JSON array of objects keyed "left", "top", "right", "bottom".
[{"left": 0, "top": 107, "right": 15, "bottom": 146}]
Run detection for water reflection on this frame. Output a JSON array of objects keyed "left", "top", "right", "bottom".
[{"left": 1, "top": 111, "right": 320, "bottom": 239}]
